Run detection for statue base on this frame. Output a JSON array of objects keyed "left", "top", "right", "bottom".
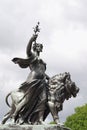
[{"left": 0, "top": 124, "right": 71, "bottom": 130}]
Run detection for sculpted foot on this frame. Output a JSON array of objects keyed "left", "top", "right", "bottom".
[
  {"left": 38, "top": 119, "right": 45, "bottom": 125},
  {"left": 54, "top": 119, "right": 64, "bottom": 126}
]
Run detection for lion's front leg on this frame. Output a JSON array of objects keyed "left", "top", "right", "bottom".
[{"left": 48, "top": 101, "right": 60, "bottom": 124}]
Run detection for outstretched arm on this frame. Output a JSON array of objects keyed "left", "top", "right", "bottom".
[{"left": 26, "top": 34, "right": 37, "bottom": 57}]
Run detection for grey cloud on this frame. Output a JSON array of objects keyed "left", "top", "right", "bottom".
[
  {"left": 62, "top": 0, "right": 87, "bottom": 27},
  {"left": 0, "top": 0, "right": 42, "bottom": 52}
]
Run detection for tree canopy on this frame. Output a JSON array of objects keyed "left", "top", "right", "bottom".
[{"left": 64, "top": 104, "right": 87, "bottom": 130}]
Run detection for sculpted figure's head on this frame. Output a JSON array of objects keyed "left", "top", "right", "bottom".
[{"left": 33, "top": 43, "right": 43, "bottom": 53}]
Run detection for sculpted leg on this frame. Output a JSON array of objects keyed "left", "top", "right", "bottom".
[
  {"left": 2, "top": 112, "right": 11, "bottom": 124},
  {"left": 2, "top": 103, "right": 16, "bottom": 124},
  {"left": 38, "top": 88, "right": 47, "bottom": 124},
  {"left": 13, "top": 98, "right": 26, "bottom": 122},
  {"left": 48, "top": 101, "right": 60, "bottom": 124}
]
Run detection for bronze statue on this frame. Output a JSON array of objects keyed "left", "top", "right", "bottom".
[{"left": 2, "top": 23, "right": 79, "bottom": 125}]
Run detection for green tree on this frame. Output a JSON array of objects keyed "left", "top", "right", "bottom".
[{"left": 64, "top": 104, "right": 87, "bottom": 130}]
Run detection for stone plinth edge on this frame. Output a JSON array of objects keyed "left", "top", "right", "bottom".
[{"left": 0, "top": 124, "right": 71, "bottom": 130}]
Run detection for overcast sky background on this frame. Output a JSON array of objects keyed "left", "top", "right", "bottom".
[{"left": 0, "top": 0, "right": 87, "bottom": 123}]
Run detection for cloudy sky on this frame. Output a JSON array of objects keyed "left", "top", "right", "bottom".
[{"left": 0, "top": 0, "right": 87, "bottom": 123}]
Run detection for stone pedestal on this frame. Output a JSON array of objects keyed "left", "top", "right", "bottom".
[{"left": 0, "top": 124, "right": 71, "bottom": 130}]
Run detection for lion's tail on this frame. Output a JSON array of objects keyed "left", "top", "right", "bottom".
[{"left": 5, "top": 92, "right": 11, "bottom": 108}]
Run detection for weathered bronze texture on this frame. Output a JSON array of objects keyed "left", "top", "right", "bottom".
[{"left": 2, "top": 23, "right": 79, "bottom": 125}]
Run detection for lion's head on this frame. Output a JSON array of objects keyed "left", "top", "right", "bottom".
[{"left": 49, "top": 72, "right": 79, "bottom": 102}]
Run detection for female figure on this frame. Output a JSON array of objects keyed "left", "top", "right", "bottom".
[{"left": 11, "top": 34, "right": 49, "bottom": 124}]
